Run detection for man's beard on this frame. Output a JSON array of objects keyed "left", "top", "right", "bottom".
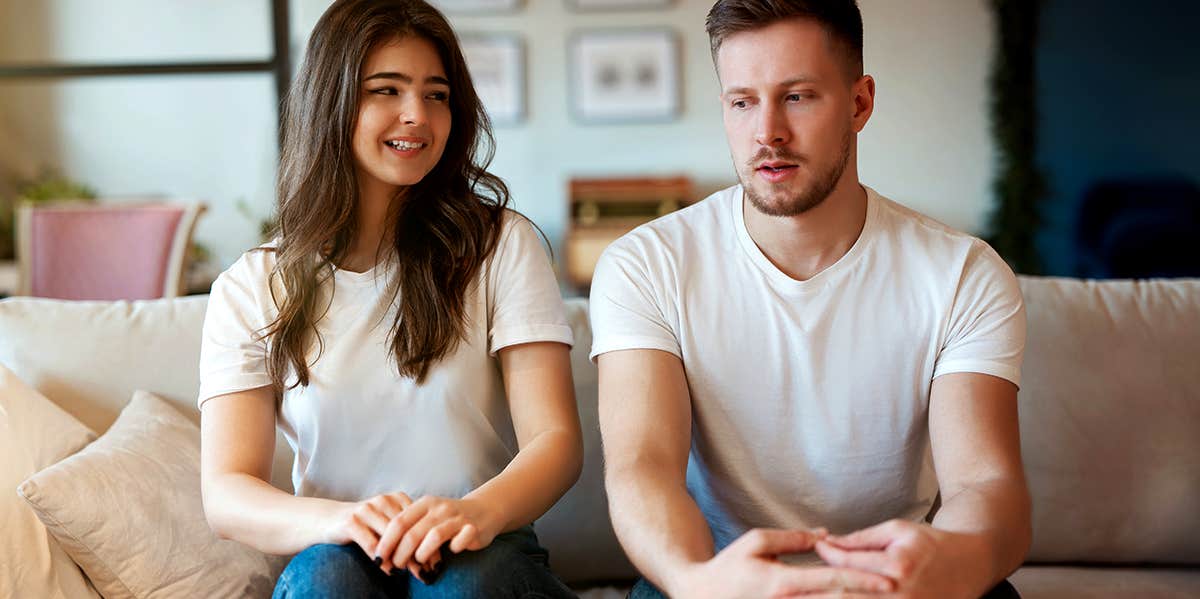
[{"left": 739, "top": 130, "right": 852, "bottom": 217}]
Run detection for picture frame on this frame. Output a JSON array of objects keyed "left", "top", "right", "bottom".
[
  {"left": 429, "top": 0, "right": 522, "bottom": 14},
  {"left": 566, "top": 0, "right": 672, "bottom": 11},
  {"left": 569, "top": 29, "right": 680, "bottom": 124},
  {"left": 460, "top": 34, "right": 526, "bottom": 125}
]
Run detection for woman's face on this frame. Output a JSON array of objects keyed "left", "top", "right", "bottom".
[{"left": 351, "top": 35, "right": 452, "bottom": 200}]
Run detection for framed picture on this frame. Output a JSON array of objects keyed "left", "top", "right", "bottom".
[
  {"left": 461, "top": 34, "right": 525, "bottom": 125},
  {"left": 429, "top": 0, "right": 522, "bottom": 14},
  {"left": 569, "top": 29, "right": 680, "bottom": 123},
  {"left": 567, "top": 0, "right": 672, "bottom": 11}
]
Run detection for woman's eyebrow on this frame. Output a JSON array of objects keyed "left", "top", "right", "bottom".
[{"left": 363, "top": 72, "right": 450, "bottom": 86}]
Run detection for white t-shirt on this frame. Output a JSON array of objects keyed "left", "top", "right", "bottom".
[
  {"left": 589, "top": 185, "right": 1025, "bottom": 552},
  {"left": 198, "top": 212, "right": 573, "bottom": 502}
]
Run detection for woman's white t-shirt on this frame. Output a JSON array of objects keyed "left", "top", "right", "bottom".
[{"left": 198, "top": 212, "right": 573, "bottom": 502}]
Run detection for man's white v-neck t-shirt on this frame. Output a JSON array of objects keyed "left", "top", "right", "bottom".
[{"left": 589, "top": 185, "right": 1025, "bottom": 552}]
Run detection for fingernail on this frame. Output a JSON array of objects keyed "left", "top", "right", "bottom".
[
  {"left": 373, "top": 556, "right": 382, "bottom": 567},
  {"left": 417, "top": 559, "right": 445, "bottom": 584}
]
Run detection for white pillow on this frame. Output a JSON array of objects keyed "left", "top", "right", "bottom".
[
  {"left": 0, "top": 363, "right": 100, "bottom": 599},
  {"left": 18, "top": 390, "right": 286, "bottom": 599}
]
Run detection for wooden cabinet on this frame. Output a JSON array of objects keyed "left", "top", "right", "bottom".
[{"left": 564, "top": 176, "right": 692, "bottom": 290}]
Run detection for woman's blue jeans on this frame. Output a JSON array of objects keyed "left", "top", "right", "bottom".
[{"left": 273, "top": 526, "right": 576, "bottom": 598}]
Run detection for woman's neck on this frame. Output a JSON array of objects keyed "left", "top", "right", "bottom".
[{"left": 342, "top": 180, "right": 405, "bottom": 273}]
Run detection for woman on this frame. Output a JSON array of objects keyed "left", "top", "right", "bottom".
[{"left": 197, "top": 1, "right": 582, "bottom": 597}]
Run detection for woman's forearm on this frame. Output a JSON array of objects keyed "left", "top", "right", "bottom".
[
  {"left": 203, "top": 471, "right": 351, "bottom": 555},
  {"left": 463, "top": 428, "right": 583, "bottom": 535}
]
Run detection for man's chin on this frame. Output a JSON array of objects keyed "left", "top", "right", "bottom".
[{"left": 745, "top": 185, "right": 824, "bottom": 218}]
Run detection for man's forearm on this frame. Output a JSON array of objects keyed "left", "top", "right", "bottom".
[
  {"left": 607, "top": 462, "right": 715, "bottom": 595},
  {"left": 931, "top": 477, "right": 1032, "bottom": 588}
]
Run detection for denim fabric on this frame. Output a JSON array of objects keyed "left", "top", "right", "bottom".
[
  {"left": 628, "top": 576, "right": 1021, "bottom": 598},
  {"left": 273, "top": 526, "right": 576, "bottom": 598}
]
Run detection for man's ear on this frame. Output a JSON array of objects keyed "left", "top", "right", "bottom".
[{"left": 851, "top": 74, "right": 876, "bottom": 133}]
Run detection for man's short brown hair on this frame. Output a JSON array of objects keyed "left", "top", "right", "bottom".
[{"left": 706, "top": 0, "right": 864, "bottom": 80}]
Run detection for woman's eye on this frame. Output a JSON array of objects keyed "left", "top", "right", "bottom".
[
  {"left": 427, "top": 91, "right": 449, "bottom": 102},
  {"left": 369, "top": 87, "right": 397, "bottom": 95}
]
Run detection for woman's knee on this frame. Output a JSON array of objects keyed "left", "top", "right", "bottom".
[
  {"left": 412, "top": 539, "right": 571, "bottom": 599},
  {"left": 275, "top": 544, "right": 384, "bottom": 598}
]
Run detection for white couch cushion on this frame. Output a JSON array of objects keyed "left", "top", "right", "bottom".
[
  {"left": 19, "top": 390, "right": 285, "bottom": 599},
  {"left": 0, "top": 364, "right": 100, "bottom": 599},
  {"left": 0, "top": 295, "right": 636, "bottom": 584},
  {"left": 0, "top": 296, "right": 294, "bottom": 492},
  {"left": 1018, "top": 277, "right": 1200, "bottom": 564}
]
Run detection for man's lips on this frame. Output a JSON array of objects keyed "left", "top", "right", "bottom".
[{"left": 756, "top": 162, "right": 799, "bottom": 172}]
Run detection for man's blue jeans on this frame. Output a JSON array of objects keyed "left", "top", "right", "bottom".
[
  {"left": 629, "top": 577, "right": 1022, "bottom": 598},
  {"left": 272, "top": 526, "right": 576, "bottom": 598}
]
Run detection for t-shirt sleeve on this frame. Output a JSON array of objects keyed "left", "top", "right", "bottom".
[
  {"left": 933, "top": 240, "right": 1026, "bottom": 387},
  {"left": 197, "top": 256, "right": 274, "bottom": 408},
  {"left": 486, "top": 214, "right": 574, "bottom": 355},
  {"left": 588, "top": 237, "right": 680, "bottom": 362}
]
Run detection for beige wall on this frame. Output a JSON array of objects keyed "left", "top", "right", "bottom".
[{"left": 1, "top": 0, "right": 996, "bottom": 269}]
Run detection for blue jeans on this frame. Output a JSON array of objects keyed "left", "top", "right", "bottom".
[
  {"left": 629, "top": 577, "right": 1021, "bottom": 598},
  {"left": 273, "top": 526, "right": 576, "bottom": 598}
]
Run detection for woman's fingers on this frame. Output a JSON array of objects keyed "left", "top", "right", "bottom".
[
  {"left": 415, "top": 520, "right": 460, "bottom": 564},
  {"left": 345, "top": 512, "right": 381, "bottom": 562},
  {"left": 449, "top": 522, "right": 479, "bottom": 553},
  {"left": 357, "top": 502, "right": 391, "bottom": 535}
]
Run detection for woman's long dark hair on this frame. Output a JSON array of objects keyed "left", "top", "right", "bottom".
[{"left": 261, "top": 0, "right": 509, "bottom": 393}]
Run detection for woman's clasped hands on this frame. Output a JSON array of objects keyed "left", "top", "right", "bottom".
[{"left": 332, "top": 491, "right": 501, "bottom": 583}]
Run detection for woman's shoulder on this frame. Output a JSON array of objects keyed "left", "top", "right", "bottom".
[{"left": 213, "top": 239, "right": 281, "bottom": 296}]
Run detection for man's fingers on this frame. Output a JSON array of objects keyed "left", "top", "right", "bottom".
[
  {"left": 825, "top": 520, "right": 900, "bottom": 550},
  {"left": 815, "top": 540, "right": 897, "bottom": 578},
  {"left": 737, "top": 528, "right": 825, "bottom": 556},
  {"left": 774, "top": 564, "right": 895, "bottom": 595}
]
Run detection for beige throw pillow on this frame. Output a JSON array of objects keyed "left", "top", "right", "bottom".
[
  {"left": 18, "top": 390, "right": 286, "bottom": 599},
  {"left": 0, "top": 364, "right": 100, "bottom": 599}
]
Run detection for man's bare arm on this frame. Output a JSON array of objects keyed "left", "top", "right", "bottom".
[
  {"left": 599, "top": 349, "right": 713, "bottom": 593},
  {"left": 600, "top": 349, "right": 895, "bottom": 598},
  {"left": 815, "top": 372, "right": 1030, "bottom": 598},
  {"left": 927, "top": 372, "right": 1032, "bottom": 587}
]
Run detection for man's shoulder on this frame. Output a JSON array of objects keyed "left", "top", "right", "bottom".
[{"left": 868, "top": 188, "right": 991, "bottom": 266}]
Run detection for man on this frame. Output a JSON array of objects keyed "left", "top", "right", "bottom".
[{"left": 589, "top": 1, "right": 1031, "bottom": 598}]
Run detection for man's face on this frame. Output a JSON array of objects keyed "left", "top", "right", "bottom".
[{"left": 717, "top": 18, "right": 865, "bottom": 217}]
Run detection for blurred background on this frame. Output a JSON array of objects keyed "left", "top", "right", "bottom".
[{"left": 0, "top": 0, "right": 1196, "bottom": 300}]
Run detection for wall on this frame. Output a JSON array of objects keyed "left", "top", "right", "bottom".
[
  {"left": 1034, "top": 0, "right": 1200, "bottom": 276},
  {"left": 2, "top": 0, "right": 997, "bottom": 270}
]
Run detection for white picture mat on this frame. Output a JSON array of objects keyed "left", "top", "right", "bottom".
[
  {"left": 571, "top": 30, "right": 678, "bottom": 122},
  {"left": 461, "top": 35, "right": 524, "bottom": 124},
  {"left": 430, "top": 0, "right": 520, "bottom": 13},
  {"left": 569, "top": 0, "right": 672, "bottom": 10}
]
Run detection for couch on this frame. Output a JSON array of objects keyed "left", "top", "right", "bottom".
[{"left": 1, "top": 276, "right": 1198, "bottom": 598}]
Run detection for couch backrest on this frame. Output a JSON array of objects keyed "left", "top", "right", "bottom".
[
  {"left": 1017, "top": 277, "right": 1200, "bottom": 564},
  {"left": 0, "top": 295, "right": 635, "bottom": 584},
  {"left": 3, "top": 277, "right": 1198, "bottom": 571}
]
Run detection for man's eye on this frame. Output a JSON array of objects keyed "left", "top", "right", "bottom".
[{"left": 731, "top": 99, "right": 749, "bottom": 109}]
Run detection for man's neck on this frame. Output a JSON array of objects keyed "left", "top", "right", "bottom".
[{"left": 742, "top": 178, "right": 869, "bottom": 282}]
